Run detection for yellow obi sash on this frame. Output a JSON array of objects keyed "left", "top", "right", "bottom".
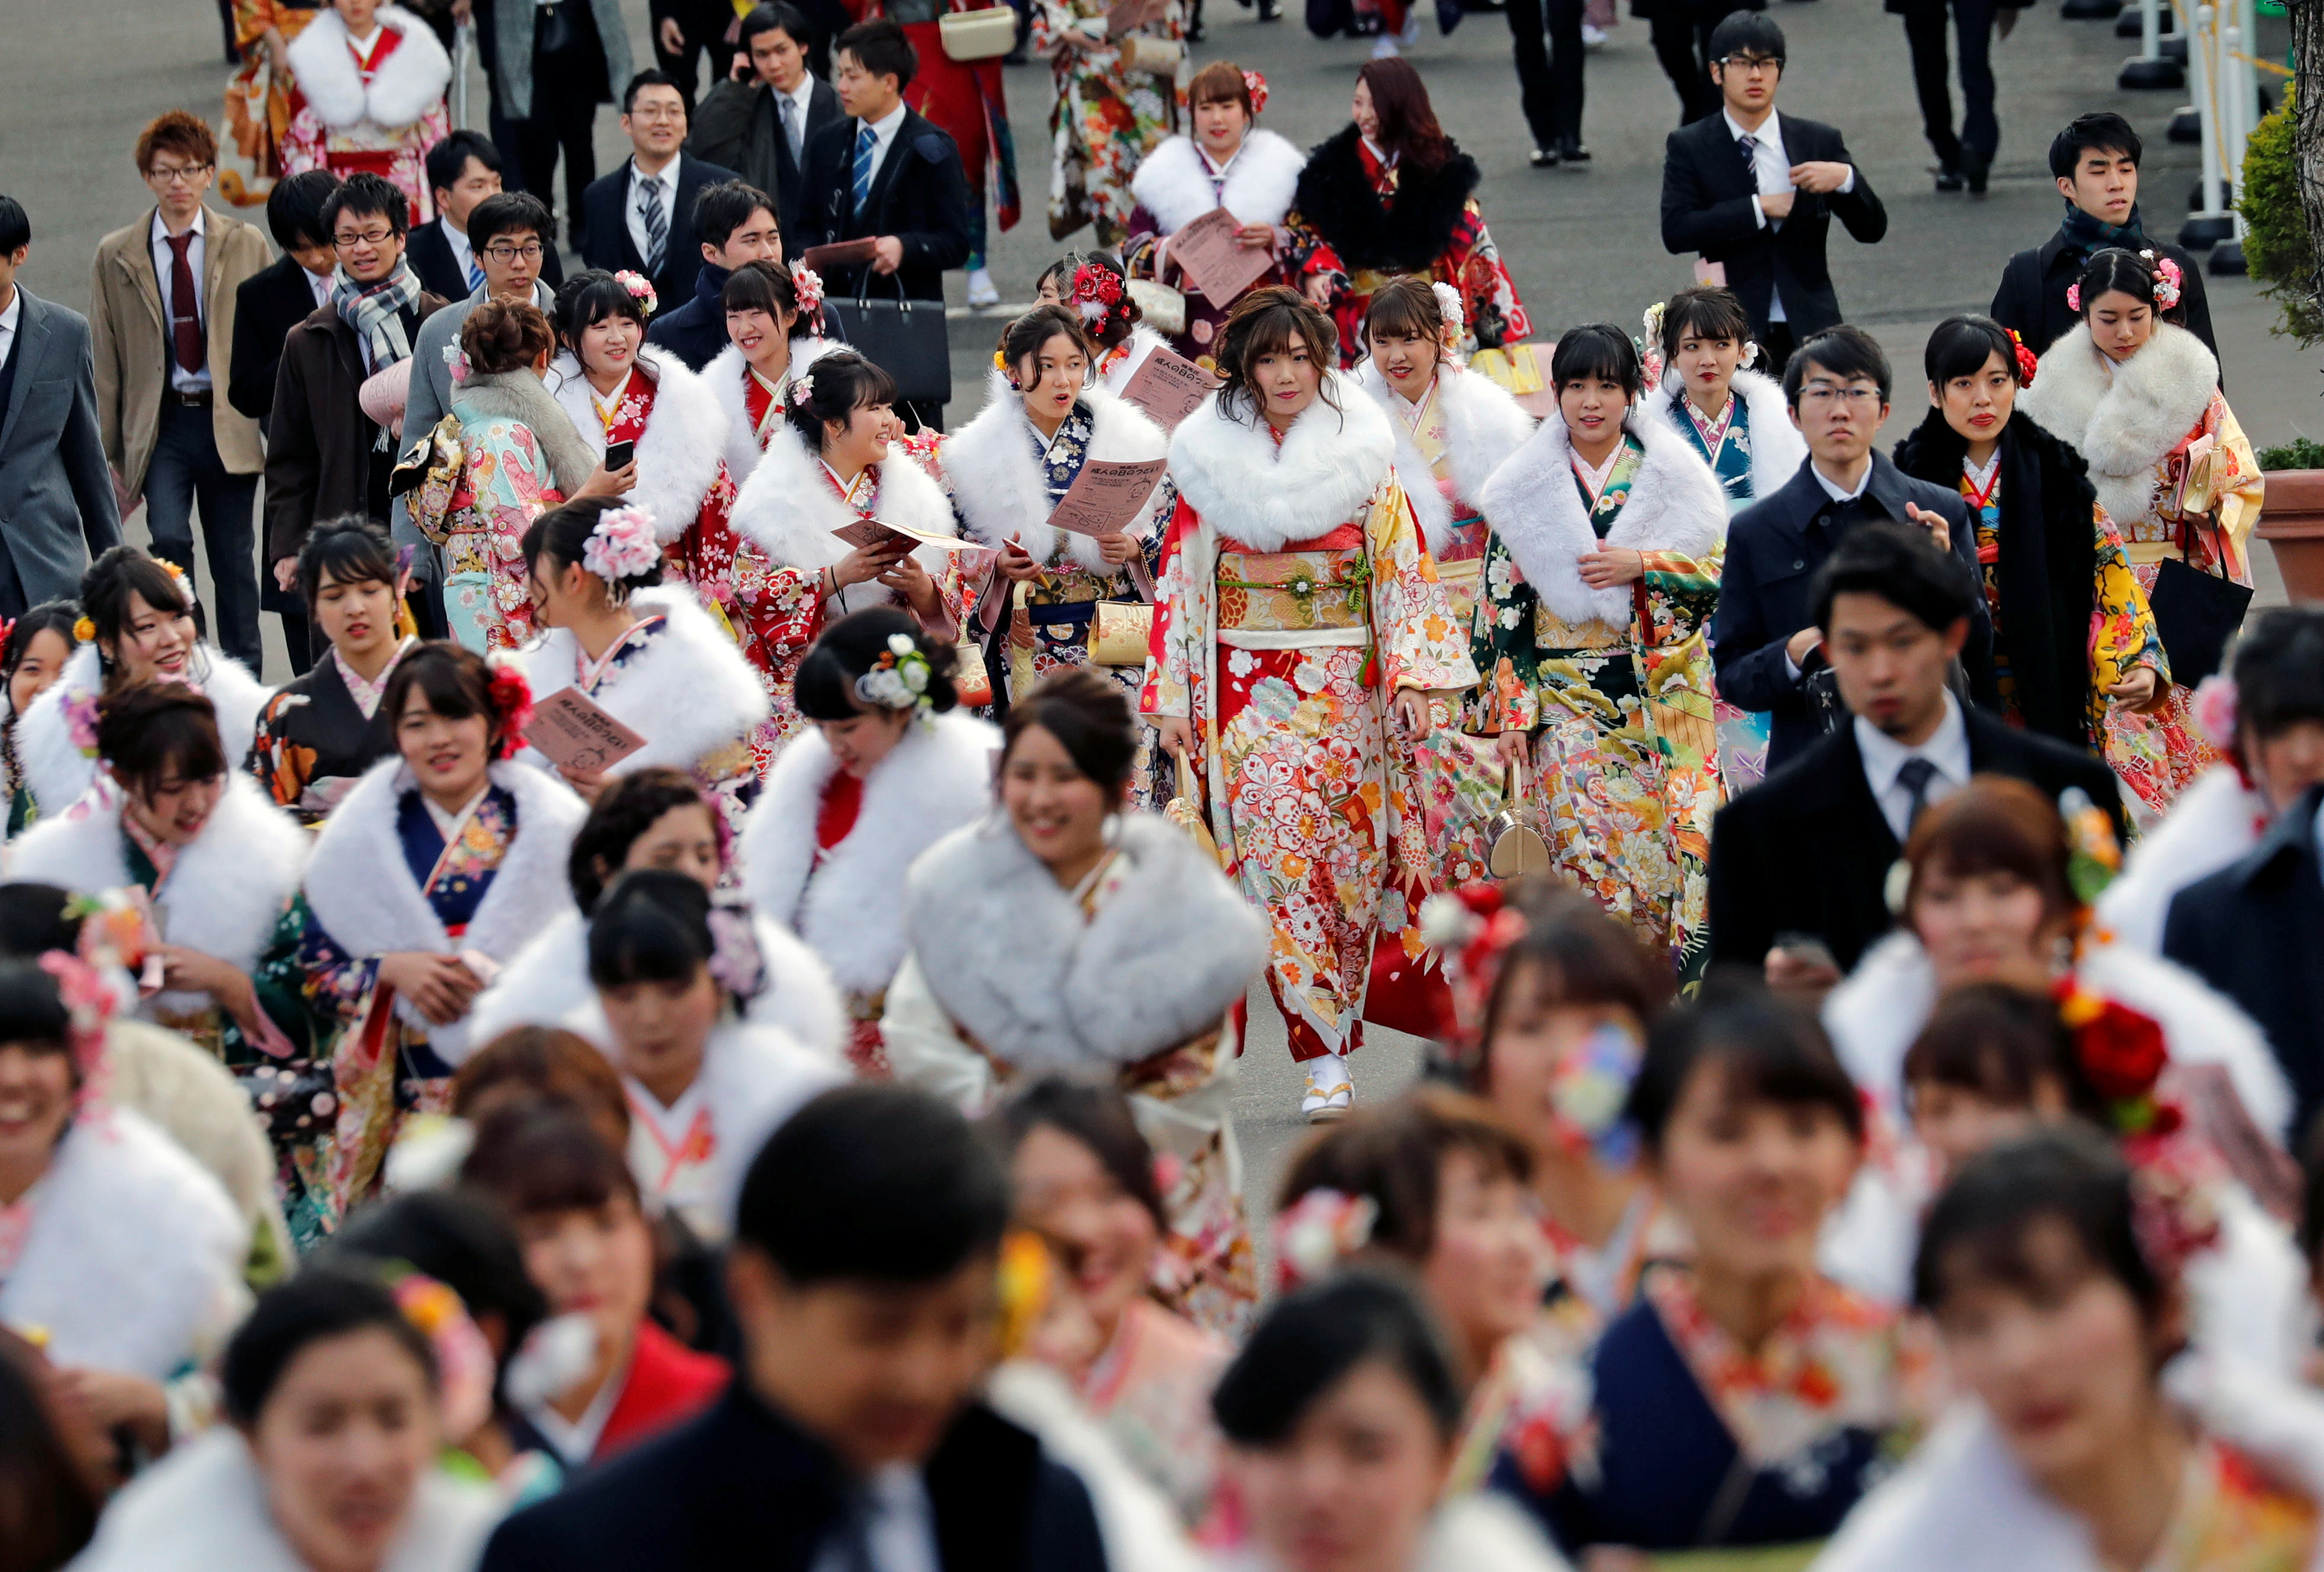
[{"left": 1216, "top": 546, "right": 1372, "bottom": 648}]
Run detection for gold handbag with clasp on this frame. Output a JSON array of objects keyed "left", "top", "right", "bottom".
[
  {"left": 1090, "top": 601, "right": 1155, "bottom": 666},
  {"left": 1485, "top": 755, "right": 1550, "bottom": 880}
]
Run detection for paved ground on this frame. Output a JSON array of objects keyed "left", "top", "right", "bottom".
[{"left": 1, "top": 0, "right": 2313, "bottom": 1229}]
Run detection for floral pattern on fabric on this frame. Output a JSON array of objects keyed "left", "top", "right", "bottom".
[
  {"left": 278, "top": 23, "right": 447, "bottom": 222},
  {"left": 223, "top": 0, "right": 320, "bottom": 203},
  {"left": 423, "top": 414, "right": 564, "bottom": 652},
  {"left": 568, "top": 615, "right": 760, "bottom": 836},
  {"left": 1032, "top": 0, "right": 1188, "bottom": 245},
  {"left": 2156, "top": 1439, "right": 2322, "bottom": 1572},
  {"left": 1668, "top": 391, "right": 1771, "bottom": 795}
]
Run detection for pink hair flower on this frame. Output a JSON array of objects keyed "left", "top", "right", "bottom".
[
  {"left": 2151, "top": 253, "right": 2185, "bottom": 311},
  {"left": 792, "top": 265, "right": 825, "bottom": 320},
  {"left": 2191, "top": 672, "right": 2239, "bottom": 747},
  {"left": 582, "top": 504, "right": 662, "bottom": 583},
  {"left": 2066, "top": 282, "right": 2083, "bottom": 313},
  {"left": 61, "top": 688, "right": 100, "bottom": 758},
  {"left": 1242, "top": 69, "right": 1269, "bottom": 114}
]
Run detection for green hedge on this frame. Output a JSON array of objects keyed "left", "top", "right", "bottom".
[{"left": 2242, "top": 85, "right": 2324, "bottom": 346}]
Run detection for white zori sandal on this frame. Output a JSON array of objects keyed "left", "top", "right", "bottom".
[{"left": 1301, "top": 1056, "right": 1354, "bottom": 1123}]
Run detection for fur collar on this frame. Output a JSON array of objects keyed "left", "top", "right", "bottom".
[
  {"left": 0, "top": 1107, "right": 246, "bottom": 1380},
  {"left": 546, "top": 350, "right": 732, "bottom": 543},
  {"left": 679, "top": 1019, "right": 847, "bottom": 1231},
  {"left": 508, "top": 587, "right": 769, "bottom": 777},
  {"left": 986, "top": 1362, "right": 1209, "bottom": 1572},
  {"left": 7, "top": 773, "right": 305, "bottom": 1015},
  {"left": 942, "top": 373, "right": 1171, "bottom": 571},
  {"left": 700, "top": 338, "right": 840, "bottom": 484},
  {"left": 299, "top": 759, "right": 586, "bottom": 1060},
  {"left": 1128, "top": 129, "right": 1307, "bottom": 236},
  {"left": 1477, "top": 405, "right": 1729, "bottom": 627},
  {"left": 2016, "top": 321, "right": 2218, "bottom": 528},
  {"left": 726, "top": 418, "right": 959, "bottom": 612},
  {"left": 463, "top": 905, "right": 846, "bottom": 1064},
  {"left": 2095, "top": 765, "right": 2268, "bottom": 955},
  {"left": 283, "top": 4, "right": 452, "bottom": 130},
  {"left": 1643, "top": 368, "right": 1806, "bottom": 508},
  {"left": 1292, "top": 128, "right": 1481, "bottom": 273},
  {"left": 1350, "top": 362, "right": 1537, "bottom": 556},
  {"left": 739, "top": 712, "right": 999, "bottom": 994},
  {"left": 453, "top": 369, "right": 598, "bottom": 495},
  {"left": 903, "top": 812, "right": 1265, "bottom": 1070},
  {"left": 1819, "top": 930, "right": 1937, "bottom": 1121},
  {"left": 1167, "top": 374, "right": 1394, "bottom": 551},
  {"left": 17, "top": 643, "right": 273, "bottom": 819},
  {"left": 74, "top": 1429, "right": 499, "bottom": 1572}
]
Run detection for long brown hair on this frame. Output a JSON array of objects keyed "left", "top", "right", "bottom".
[
  {"left": 1357, "top": 58, "right": 1450, "bottom": 174},
  {"left": 1213, "top": 286, "right": 1341, "bottom": 426}
]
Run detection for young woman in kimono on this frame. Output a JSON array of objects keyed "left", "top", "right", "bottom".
[
  {"left": 740, "top": 610, "right": 998, "bottom": 1079},
  {"left": 1352, "top": 278, "right": 1534, "bottom": 889},
  {"left": 884, "top": 670, "right": 1265, "bottom": 1329},
  {"left": 698, "top": 262, "right": 837, "bottom": 491},
  {"left": 1121, "top": 63, "right": 1314, "bottom": 373},
  {"left": 546, "top": 272, "right": 737, "bottom": 598},
  {"left": 0, "top": 601, "right": 85, "bottom": 836},
  {"left": 1523, "top": 992, "right": 1931, "bottom": 1561},
  {"left": 1821, "top": 1131, "right": 2324, "bottom": 1572},
  {"left": 292, "top": 643, "right": 588, "bottom": 1223},
  {"left": 248, "top": 516, "right": 417, "bottom": 825},
  {"left": 1473, "top": 325, "right": 1728, "bottom": 981},
  {"left": 279, "top": 0, "right": 452, "bottom": 222},
  {"left": 2019, "top": 247, "right": 2265, "bottom": 817},
  {"left": 580, "top": 869, "right": 841, "bottom": 1243},
  {"left": 1638, "top": 288, "right": 1808, "bottom": 795},
  {"left": 1144, "top": 287, "right": 1476, "bottom": 1123},
  {"left": 1035, "top": 252, "right": 1169, "bottom": 396},
  {"left": 938, "top": 303, "right": 1174, "bottom": 806},
  {"left": 503, "top": 498, "right": 767, "bottom": 839},
  {"left": 1286, "top": 60, "right": 1530, "bottom": 368},
  {"left": 1032, "top": 0, "right": 1187, "bottom": 249},
  {"left": 17, "top": 548, "right": 274, "bottom": 822},
  {"left": 723, "top": 352, "right": 967, "bottom": 770}
]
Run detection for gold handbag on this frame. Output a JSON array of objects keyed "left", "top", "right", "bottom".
[
  {"left": 1485, "top": 755, "right": 1550, "bottom": 879},
  {"left": 938, "top": 5, "right": 1018, "bottom": 59},
  {"left": 1126, "top": 279, "right": 1186, "bottom": 337},
  {"left": 1091, "top": 601, "right": 1154, "bottom": 666},
  {"left": 1164, "top": 751, "right": 1225, "bottom": 868}
]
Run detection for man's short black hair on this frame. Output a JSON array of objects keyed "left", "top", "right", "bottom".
[
  {"left": 468, "top": 192, "right": 553, "bottom": 257},
  {"left": 2049, "top": 112, "right": 2143, "bottom": 180},
  {"left": 1783, "top": 324, "right": 1892, "bottom": 408},
  {"left": 837, "top": 19, "right": 917, "bottom": 91},
  {"left": 0, "top": 196, "right": 28, "bottom": 256},
  {"left": 322, "top": 172, "right": 410, "bottom": 240},
  {"left": 1707, "top": 11, "right": 1784, "bottom": 64},
  {"left": 623, "top": 68, "right": 686, "bottom": 115},
  {"left": 736, "top": 1085, "right": 1008, "bottom": 1284},
  {"left": 265, "top": 168, "right": 341, "bottom": 253},
  {"left": 424, "top": 129, "right": 502, "bottom": 199},
  {"left": 2232, "top": 607, "right": 2324, "bottom": 744},
  {"left": 741, "top": 1, "right": 812, "bottom": 47},
  {"left": 693, "top": 180, "right": 779, "bottom": 250},
  {"left": 1809, "top": 518, "right": 1976, "bottom": 634}
]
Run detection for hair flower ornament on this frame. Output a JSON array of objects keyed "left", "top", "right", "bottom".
[
  {"left": 2065, "top": 282, "right": 2083, "bottom": 313},
  {"left": 1272, "top": 1187, "right": 1379, "bottom": 1292},
  {"left": 1431, "top": 280, "right": 1467, "bottom": 361},
  {"left": 2191, "top": 672, "right": 2239, "bottom": 749},
  {"left": 61, "top": 688, "right": 100, "bottom": 759},
  {"left": 1069, "top": 262, "right": 1127, "bottom": 336},
  {"left": 484, "top": 658, "right": 535, "bottom": 758},
  {"left": 71, "top": 615, "right": 95, "bottom": 643},
  {"left": 789, "top": 371, "right": 816, "bottom": 409},
  {"left": 613, "top": 269, "right": 659, "bottom": 320},
  {"left": 2143, "top": 250, "right": 2185, "bottom": 311},
  {"left": 443, "top": 339, "right": 472, "bottom": 387},
  {"left": 2006, "top": 327, "right": 2038, "bottom": 386},
  {"left": 1242, "top": 69, "right": 1269, "bottom": 113},
  {"left": 1638, "top": 300, "right": 1668, "bottom": 389},
  {"left": 390, "top": 1272, "right": 499, "bottom": 1443},
  {"left": 704, "top": 902, "right": 767, "bottom": 1000},
  {"left": 792, "top": 265, "right": 825, "bottom": 322},
  {"left": 582, "top": 503, "right": 662, "bottom": 585},
  {"left": 38, "top": 948, "right": 119, "bottom": 1106},
  {"left": 855, "top": 632, "right": 935, "bottom": 717}
]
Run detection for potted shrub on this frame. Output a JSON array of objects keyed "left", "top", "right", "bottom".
[
  {"left": 2241, "top": 92, "right": 2324, "bottom": 600},
  {"left": 2256, "top": 438, "right": 2324, "bottom": 602}
]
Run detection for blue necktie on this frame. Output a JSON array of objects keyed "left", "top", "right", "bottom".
[
  {"left": 465, "top": 250, "right": 484, "bottom": 291},
  {"left": 852, "top": 122, "right": 878, "bottom": 216}
]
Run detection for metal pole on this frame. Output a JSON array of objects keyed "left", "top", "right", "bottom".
[
  {"left": 2211, "top": 0, "right": 2251, "bottom": 270},
  {"left": 2122, "top": 0, "right": 2185, "bottom": 86},
  {"left": 453, "top": 23, "right": 471, "bottom": 129},
  {"left": 2182, "top": 3, "right": 2232, "bottom": 244}
]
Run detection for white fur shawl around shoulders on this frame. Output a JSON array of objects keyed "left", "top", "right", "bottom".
[
  {"left": 299, "top": 758, "right": 586, "bottom": 1061},
  {"left": 739, "top": 711, "right": 999, "bottom": 994},
  {"left": 1350, "top": 362, "right": 1537, "bottom": 556},
  {"left": 726, "top": 418, "right": 959, "bottom": 610},
  {"left": 941, "top": 372, "right": 1171, "bottom": 572},
  {"left": 2017, "top": 321, "right": 2219, "bottom": 530},
  {"left": 508, "top": 587, "right": 769, "bottom": 777},
  {"left": 1477, "top": 406, "right": 1729, "bottom": 627},
  {"left": 7, "top": 772, "right": 306, "bottom": 1015},
  {"left": 1129, "top": 129, "right": 1306, "bottom": 236},
  {"left": 1643, "top": 368, "right": 1806, "bottom": 508},
  {"left": 1168, "top": 373, "right": 1395, "bottom": 551},
  {"left": 682, "top": 1018, "right": 846, "bottom": 1222},
  {"left": 546, "top": 350, "right": 731, "bottom": 543},
  {"left": 2095, "top": 764, "right": 2267, "bottom": 955},
  {"left": 701, "top": 338, "right": 840, "bottom": 485},
  {"left": 903, "top": 812, "right": 1265, "bottom": 1071},
  {"left": 15, "top": 643, "right": 273, "bottom": 819},
  {"left": 284, "top": 4, "right": 452, "bottom": 131}
]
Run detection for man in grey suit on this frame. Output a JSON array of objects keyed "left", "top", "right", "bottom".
[{"left": 0, "top": 196, "right": 124, "bottom": 617}]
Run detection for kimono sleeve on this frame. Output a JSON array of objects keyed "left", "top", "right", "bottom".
[
  {"left": 2206, "top": 390, "right": 2265, "bottom": 565},
  {"left": 2089, "top": 503, "right": 2169, "bottom": 691},
  {"left": 247, "top": 690, "right": 315, "bottom": 814},
  {"left": 1140, "top": 496, "right": 1203, "bottom": 718},
  {"left": 1366, "top": 478, "right": 1478, "bottom": 695},
  {"left": 1639, "top": 546, "right": 1723, "bottom": 637},
  {"left": 1446, "top": 203, "right": 1531, "bottom": 350},
  {"left": 1469, "top": 534, "right": 1544, "bottom": 735},
  {"left": 294, "top": 895, "right": 382, "bottom": 1024}
]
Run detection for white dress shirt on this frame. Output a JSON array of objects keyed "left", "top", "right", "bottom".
[
  {"left": 856, "top": 101, "right": 910, "bottom": 192},
  {"left": 625, "top": 155, "right": 683, "bottom": 269},
  {"left": 777, "top": 75, "right": 818, "bottom": 166},
  {"left": 150, "top": 206, "right": 211, "bottom": 394},
  {"left": 441, "top": 216, "right": 479, "bottom": 290},
  {"left": 305, "top": 266, "right": 336, "bottom": 310},
  {"left": 1811, "top": 458, "right": 1876, "bottom": 506},
  {"left": 807, "top": 1464, "right": 942, "bottom": 1572},
  {"left": 1855, "top": 691, "right": 1971, "bottom": 843},
  {"left": 0, "top": 285, "right": 21, "bottom": 375},
  {"left": 1723, "top": 109, "right": 1854, "bottom": 324}
]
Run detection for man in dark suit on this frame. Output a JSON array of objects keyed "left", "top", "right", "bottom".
[
  {"left": 1659, "top": 12, "right": 1887, "bottom": 369},
  {"left": 478, "top": 1085, "right": 1110, "bottom": 1572},
  {"left": 228, "top": 170, "right": 342, "bottom": 434},
  {"left": 406, "top": 130, "right": 565, "bottom": 304},
  {"left": 1709, "top": 521, "right": 2124, "bottom": 986},
  {"left": 690, "top": 4, "right": 843, "bottom": 238},
  {"left": 1711, "top": 325, "right": 1987, "bottom": 771},
  {"left": 1990, "top": 112, "right": 2219, "bottom": 365},
  {"left": 581, "top": 71, "right": 742, "bottom": 310},
  {"left": 643, "top": 180, "right": 785, "bottom": 370},
  {"left": 0, "top": 196, "right": 123, "bottom": 617}
]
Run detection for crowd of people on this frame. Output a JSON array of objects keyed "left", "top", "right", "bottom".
[{"left": 4, "top": 2, "right": 2323, "bottom": 1570}]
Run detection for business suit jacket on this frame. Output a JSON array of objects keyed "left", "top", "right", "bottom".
[
  {"left": 263, "top": 292, "right": 444, "bottom": 567},
  {"left": 579, "top": 153, "right": 742, "bottom": 310},
  {"left": 478, "top": 1387, "right": 1108, "bottom": 1572},
  {"left": 0, "top": 289, "right": 125, "bottom": 608},
  {"left": 88, "top": 205, "right": 270, "bottom": 496},
  {"left": 1660, "top": 111, "right": 1888, "bottom": 339},
  {"left": 690, "top": 75, "right": 843, "bottom": 238},
  {"left": 798, "top": 106, "right": 973, "bottom": 302},
  {"left": 2163, "top": 785, "right": 2324, "bottom": 1140},
  {"left": 1711, "top": 452, "right": 1988, "bottom": 770},
  {"left": 1991, "top": 227, "right": 2218, "bottom": 365},
  {"left": 404, "top": 216, "right": 565, "bottom": 305},
  {"left": 1708, "top": 700, "right": 2128, "bottom": 974},
  {"left": 228, "top": 256, "right": 328, "bottom": 431}
]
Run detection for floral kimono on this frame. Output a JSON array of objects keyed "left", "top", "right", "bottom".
[
  {"left": 406, "top": 376, "right": 581, "bottom": 652},
  {"left": 1031, "top": 0, "right": 1188, "bottom": 245},
  {"left": 887, "top": 0, "right": 1021, "bottom": 263},
  {"left": 700, "top": 338, "right": 841, "bottom": 489},
  {"left": 1143, "top": 379, "right": 1476, "bottom": 1063},
  {"left": 547, "top": 352, "right": 740, "bottom": 603},
  {"left": 248, "top": 637, "right": 415, "bottom": 825},
  {"left": 221, "top": 0, "right": 323, "bottom": 206},
  {"left": 1473, "top": 416, "right": 1729, "bottom": 980},
  {"left": 1122, "top": 129, "right": 1320, "bottom": 371},
  {"left": 279, "top": 3, "right": 451, "bottom": 222}
]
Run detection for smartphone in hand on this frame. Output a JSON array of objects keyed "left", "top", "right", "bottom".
[{"left": 604, "top": 438, "right": 636, "bottom": 470}]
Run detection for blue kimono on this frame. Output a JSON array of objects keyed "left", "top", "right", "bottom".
[{"left": 1668, "top": 386, "right": 1756, "bottom": 515}]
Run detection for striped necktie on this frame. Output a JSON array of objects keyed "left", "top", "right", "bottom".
[
  {"left": 640, "top": 176, "right": 668, "bottom": 275},
  {"left": 464, "top": 246, "right": 484, "bottom": 291},
  {"left": 852, "top": 122, "right": 878, "bottom": 216}
]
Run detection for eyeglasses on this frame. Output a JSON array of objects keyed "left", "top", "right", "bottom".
[
  {"left": 1716, "top": 54, "right": 1783, "bottom": 73},
  {"left": 1799, "top": 385, "right": 1882, "bottom": 409},
  {"left": 334, "top": 228, "right": 397, "bottom": 250},
  {"left": 483, "top": 242, "right": 546, "bottom": 262},
  {"left": 145, "top": 162, "right": 215, "bottom": 185}
]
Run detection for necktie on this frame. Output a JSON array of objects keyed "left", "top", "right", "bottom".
[
  {"left": 165, "top": 231, "right": 204, "bottom": 376},
  {"left": 1895, "top": 757, "right": 1940, "bottom": 836},
  {"left": 1738, "top": 133, "right": 1758, "bottom": 187},
  {"left": 780, "top": 92, "right": 802, "bottom": 167},
  {"left": 464, "top": 245, "right": 485, "bottom": 291},
  {"left": 853, "top": 122, "right": 878, "bottom": 216},
  {"left": 640, "top": 177, "right": 668, "bottom": 275}
]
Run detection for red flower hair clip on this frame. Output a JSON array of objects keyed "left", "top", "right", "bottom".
[
  {"left": 1242, "top": 69, "right": 1269, "bottom": 114},
  {"left": 485, "top": 661, "right": 535, "bottom": 758},
  {"left": 1069, "top": 262, "right": 1127, "bottom": 336},
  {"left": 2054, "top": 977, "right": 2172, "bottom": 1130},
  {"left": 2007, "top": 327, "right": 2037, "bottom": 387}
]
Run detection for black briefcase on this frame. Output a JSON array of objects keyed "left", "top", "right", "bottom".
[
  {"left": 2146, "top": 516, "right": 2253, "bottom": 691},
  {"left": 826, "top": 275, "right": 952, "bottom": 408}
]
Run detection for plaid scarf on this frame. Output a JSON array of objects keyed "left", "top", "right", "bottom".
[
  {"left": 2058, "top": 199, "right": 2147, "bottom": 261},
  {"left": 333, "top": 257, "right": 425, "bottom": 372}
]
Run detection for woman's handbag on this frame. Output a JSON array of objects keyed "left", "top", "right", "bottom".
[
  {"left": 2147, "top": 512, "right": 2252, "bottom": 691},
  {"left": 826, "top": 273, "right": 953, "bottom": 408},
  {"left": 1091, "top": 602, "right": 1154, "bottom": 665},
  {"left": 1165, "top": 751, "right": 1225, "bottom": 868},
  {"left": 939, "top": 5, "right": 1018, "bottom": 59},
  {"left": 1485, "top": 756, "right": 1550, "bottom": 879},
  {"left": 1115, "top": 33, "right": 1185, "bottom": 74},
  {"left": 1126, "top": 279, "right": 1185, "bottom": 337}
]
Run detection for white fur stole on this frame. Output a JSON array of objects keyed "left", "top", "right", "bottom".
[
  {"left": 1350, "top": 361, "right": 1537, "bottom": 557},
  {"left": 284, "top": 4, "right": 452, "bottom": 131},
  {"left": 941, "top": 373, "right": 1171, "bottom": 572},
  {"left": 1167, "top": 373, "right": 1395, "bottom": 551}
]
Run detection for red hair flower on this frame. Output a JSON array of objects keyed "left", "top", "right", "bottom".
[
  {"left": 2007, "top": 327, "right": 2037, "bottom": 387},
  {"left": 1242, "top": 69, "right": 1268, "bottom": 114},
  {"left": 485, "top": 661, "right": 535, "bottom": 758},
  {"left": 2056, "top": 979, "right": 2169, "bottom": 1111}
]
